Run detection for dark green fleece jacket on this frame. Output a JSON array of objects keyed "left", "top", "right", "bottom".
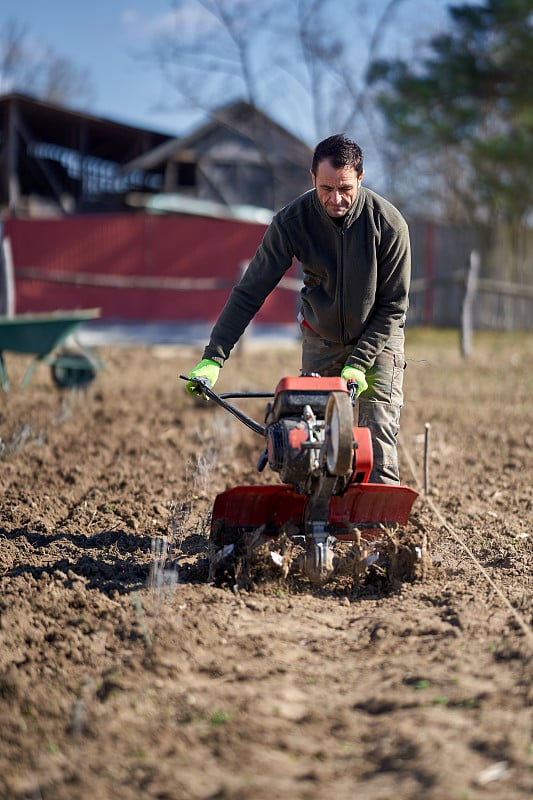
[{"left": 203, "top": 185, "right": 411, "bottom": 372}]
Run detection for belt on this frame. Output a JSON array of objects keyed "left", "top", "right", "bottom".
[{"left": 298, "top": 311, "right": 315, "bottom": 333}]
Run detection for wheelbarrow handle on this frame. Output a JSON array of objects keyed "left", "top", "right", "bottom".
[{"left": 179, "top": 375, "right": 266, "bottom": 437}]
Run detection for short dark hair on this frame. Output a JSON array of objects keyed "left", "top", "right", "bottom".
[{"left": 311, "top": 134, "right": 364, "bottom": 176}]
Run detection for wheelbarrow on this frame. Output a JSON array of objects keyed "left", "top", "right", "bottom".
[{"left": 0, "top": 308, "right": 103, "bottom": 391}]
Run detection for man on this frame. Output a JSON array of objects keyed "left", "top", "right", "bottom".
[{"left": 185, "top": 134, "right": 410, "bottom": 484}]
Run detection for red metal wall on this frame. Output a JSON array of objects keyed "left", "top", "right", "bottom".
[{"left": 4, "top": 215, "right": 299, "bottom": 324}]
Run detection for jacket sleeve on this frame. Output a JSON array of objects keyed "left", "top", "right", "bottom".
[
  {"left": 203, "top": 216, "right": 295, "bottom": 364},
  {"left": 345, "top": 216, "right": 411, "bottom": 371}
]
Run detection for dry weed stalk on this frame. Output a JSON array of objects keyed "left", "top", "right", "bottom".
[
  {"left": 191, "top": 411, "right": 238, "bottom": 496},
  {"left": 193, "top": 449, "right": 218, "bottom": 495},
  {"left": 135, "top": 503, "right": 191, "bottom": 645},
  {"left": 68, "top": 631, "right": 108, "bottom": 737}
]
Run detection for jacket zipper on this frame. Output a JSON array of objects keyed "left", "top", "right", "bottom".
[{"left": 337, "top": 227, "right": 346, "bottom": 343}]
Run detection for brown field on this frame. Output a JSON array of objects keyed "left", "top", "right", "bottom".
[{"left": 1, "top": 328, "right": 532, "bottom": 800}]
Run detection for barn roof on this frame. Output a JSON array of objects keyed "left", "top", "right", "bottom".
[
  {"left": 0, "top": 92, "right": 174, "bottom": 163},
  {"left": 121, "top": 101, "right": 312, "bottom": 173},
  {"left": 0, "top": 92, "right": 177, "bottom": 214}
]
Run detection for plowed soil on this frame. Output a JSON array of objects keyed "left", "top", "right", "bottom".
[{"left": 1, "top": 329, "right": 532, "bottom": 800}]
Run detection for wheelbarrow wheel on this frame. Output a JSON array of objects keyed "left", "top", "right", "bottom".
[{"left": 51, "top": 350, "right": 97, "bottom": 390}]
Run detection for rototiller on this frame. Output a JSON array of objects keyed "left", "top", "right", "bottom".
[{"left": 182, "top": 374, "right": 419, "bottom": 586}]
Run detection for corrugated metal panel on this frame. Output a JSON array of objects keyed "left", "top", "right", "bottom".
[{"left": 4, "top": 214, "right": 299, "bottom": 324}]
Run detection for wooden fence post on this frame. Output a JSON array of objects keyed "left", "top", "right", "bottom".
[
  {"left": 423, "top": 220, "right": 435, "bottom": 325},
  {"left": 461, "top": 249, "right": 480, "bottom": 359},
  {"left": 0, "top": 227, "right": 16, "bottom": 317}
]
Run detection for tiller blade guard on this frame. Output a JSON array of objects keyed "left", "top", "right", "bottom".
[{"left": 210, "top": 483, "right": 418, "bottom": 544}]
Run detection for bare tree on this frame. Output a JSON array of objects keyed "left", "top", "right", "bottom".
[
  {"left": 0, "top": 18, "right": 94, "bottom": 107},
  {"left": 146, "top": 0, "right": 421, "bottom": 196},
  {"left": 150, "top": 1, "right": 276, "bottom": 119},
  {"left": 150, "top": 0, "right": 409, "bottom": 144}
]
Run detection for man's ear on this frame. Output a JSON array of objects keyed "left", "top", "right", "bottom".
[{"left": 310, "top": 168, "right": 316, "bottom": 187}]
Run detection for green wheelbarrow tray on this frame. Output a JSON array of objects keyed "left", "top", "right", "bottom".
[{"left": 0, "top": 308, "right": 104, "bottom": 390}]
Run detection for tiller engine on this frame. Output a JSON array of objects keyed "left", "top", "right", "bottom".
[{"left": 183, "top": 374, "right": 418, "bottom": 586}]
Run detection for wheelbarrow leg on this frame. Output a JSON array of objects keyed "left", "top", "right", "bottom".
[
  {"left": 19, "top": 356, "right": 41, "bottom": 390},
  {"left": 0, "top": 351, "right": 40, "bottom": 391},
  {"left": 0, "top": 352, "right": 9, "bottom": 391}
]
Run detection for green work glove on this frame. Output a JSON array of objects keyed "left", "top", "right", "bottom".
[
  {"left": 341, "top": 365, "right": 368, "bottom": 398},
  {"left": 185, "top": 359, "right": 221, "bottom": 396}
]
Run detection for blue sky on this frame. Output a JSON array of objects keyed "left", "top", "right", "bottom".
[
  {"left": 1, "top": 1, "right": 185, "bottom": 133},
  {"left": 1, "top": 0, "right": 461, "bottom": 139}
]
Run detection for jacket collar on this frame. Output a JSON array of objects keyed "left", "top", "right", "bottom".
[{"left": 312, "top": 186, "right": 366, "bottom": 230}]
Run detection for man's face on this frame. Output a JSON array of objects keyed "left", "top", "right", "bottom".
[{"left": 311, "top": 159, "right": 363, "bottom": 218}]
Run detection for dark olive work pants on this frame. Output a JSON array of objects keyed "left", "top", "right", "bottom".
[{"left": 300, "top": 324, "right": 406, "bottom": 485}]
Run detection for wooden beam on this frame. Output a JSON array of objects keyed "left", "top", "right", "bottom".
[{"left": 0, "top": 233, "right": 16, "bottom": 316}]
